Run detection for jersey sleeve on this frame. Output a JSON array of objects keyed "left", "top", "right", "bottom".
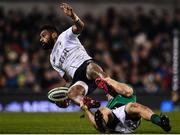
[
  {"left": 65, "top": 26, "right": 80, "bottom": 39},
  {"left": 52, "top": 65, "right": 65, "bottom": 78}
]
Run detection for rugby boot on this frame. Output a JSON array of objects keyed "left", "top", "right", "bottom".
[
  {"left": 82, "top": 96, "right": 100, "bottom": 109},
  {"left": 95, "top": 77, "right": 109, "bottom": 94},
  {"left": 160, "top": 114, "right": 171, "bottom": 132}
]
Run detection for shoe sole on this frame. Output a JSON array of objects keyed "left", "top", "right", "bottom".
[{"left": 161, "top": 115, "right": 171, "bottom": 132}]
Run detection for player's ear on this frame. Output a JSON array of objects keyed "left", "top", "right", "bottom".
[{"left": 52, "top": 32, "right": 58, "bottom": 39}]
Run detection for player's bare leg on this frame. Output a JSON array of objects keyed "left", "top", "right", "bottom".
[
  {"left": 68, "top": 85, "right": 100, "bottom": 108},
  {"left": 86, "top": 63, "right": 133, "bottom": 97},
  {"left": 103, "top": 77, "right": 133, "bottom": 97},
  {"left": 125, "top": 102, "right": 171, "bottom": 132},
  {"left": 86, "top": 63, "right": 108, "bottom": 79},
  {"left": 68, "top": 85, "right": 85, "bottom": 105},
  {"left": 125, "top": 102, "right": 154, "bottom": 120}
]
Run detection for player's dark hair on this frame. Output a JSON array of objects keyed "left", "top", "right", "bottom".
[
  {"left": 95, "top": 109, "right": 119, "bottom": 133},
  {"left": 94, "top": 110, "right": 108, "bottom": 133},
  {"left": 40, "top": 24, "right": 59, "bottom": 34}
]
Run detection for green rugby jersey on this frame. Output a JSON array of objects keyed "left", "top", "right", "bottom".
[{"left": 106, "top": 94, "right": 136, "bottom": 109}]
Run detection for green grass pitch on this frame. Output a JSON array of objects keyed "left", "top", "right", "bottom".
[{"left": 0, "top": 112, "right": 179, "bottom": 134}]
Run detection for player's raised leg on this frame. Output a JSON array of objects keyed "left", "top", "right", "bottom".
[
  {"left": 86, "top": 63, "right": 133, "bottom": 97},
  {"left": 68, "top": 84, "right": 86, "bottom": 105},
  {"left": 125, "top": 102, "right": 171, "bottom": 132},
  {"left": 68, "top": 81, "right": 100, "bottom": 108}
]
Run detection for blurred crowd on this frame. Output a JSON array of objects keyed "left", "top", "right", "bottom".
[{"left": 0, "top": 5, "right": 179, "bottom": 93}]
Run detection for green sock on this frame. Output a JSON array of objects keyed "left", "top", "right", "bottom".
[{"left": 151, "top": 114, "right": 161, "bottom": 126}]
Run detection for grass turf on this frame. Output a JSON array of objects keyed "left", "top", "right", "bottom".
[{"left": 0, "top": 112, "right": 179, "bottom": 134}]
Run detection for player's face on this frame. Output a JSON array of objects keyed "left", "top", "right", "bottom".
[{"left": 40, "top": 30, "right": 54, "bottom": 50}]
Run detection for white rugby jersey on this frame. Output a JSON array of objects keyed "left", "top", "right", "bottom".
[
  {"left": 112, "top": 105, "right": 140, "bottom": 133},
  {"left": 50, "top": 27, "right": 92, "bottom": 78}
]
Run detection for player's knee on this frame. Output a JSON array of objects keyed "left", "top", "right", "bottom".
[
  {"left": 128, "top": 102, "right": 139, "bottom": 108},
  {"left": 86, "top": 63, "right": 107, "bottom": 79},
  {"left": 133, "top": 102, "right": 140, "bottom": 107},
  {"left": 67, "top": 89, "right": 75, "bottom": 100},
  {"left": 86, "top": 63, "right": 95, "bottom": 73},
  {"left": 127, "top": 102, "right": 140, "bottom": 110},
  {"left": 128, "top": 102, "right": 149, "bottom": 114},
  {"left": 67, "top": 85, "right": 85, "bottom": 99},
  {"left": 126, "top": 102, "right": 140, "bottom": 114},
  {"left": 125, "top": 87, "right": 134, "bottom": 97}
]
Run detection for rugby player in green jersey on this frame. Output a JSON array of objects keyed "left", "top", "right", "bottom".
[{"left": 80, "top": 80, "right": 171, "bottom": 133}]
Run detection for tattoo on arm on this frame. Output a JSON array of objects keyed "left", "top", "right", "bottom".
[{"left": 71, "top": 13, "right": 84, "bottom": 34}]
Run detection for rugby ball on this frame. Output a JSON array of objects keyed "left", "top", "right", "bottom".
[
  {"left": 48, "top": 87, "right": 70, "bottom": 108},
  {"left": 48, "top": 87, "right": 69, "bottom": 102}
]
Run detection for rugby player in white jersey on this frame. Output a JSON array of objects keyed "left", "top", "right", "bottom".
[{"left": 39, "top": 3, "right": 133, "bottom": 108}]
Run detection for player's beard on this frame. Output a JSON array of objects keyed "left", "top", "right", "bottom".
[{"left": 41, "top": 38, "right": 54, "bottom": 50}]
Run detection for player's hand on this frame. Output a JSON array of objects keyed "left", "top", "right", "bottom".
[
  {"left": 80, "top": 101, "right": 88, "bottom": 112},
  {"left": 60, "top": 3, "right": 74, "bottom": 18},
  {"left": 55, "top": 99, "right": 70, "bottom": 108}
]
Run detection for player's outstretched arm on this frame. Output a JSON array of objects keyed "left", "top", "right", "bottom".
[
  {"left": 80, "top": 101, "right": 98, "bottom": 129},
  {"left": 60, "top": 3, "right": 84, "bottom": 34}
]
